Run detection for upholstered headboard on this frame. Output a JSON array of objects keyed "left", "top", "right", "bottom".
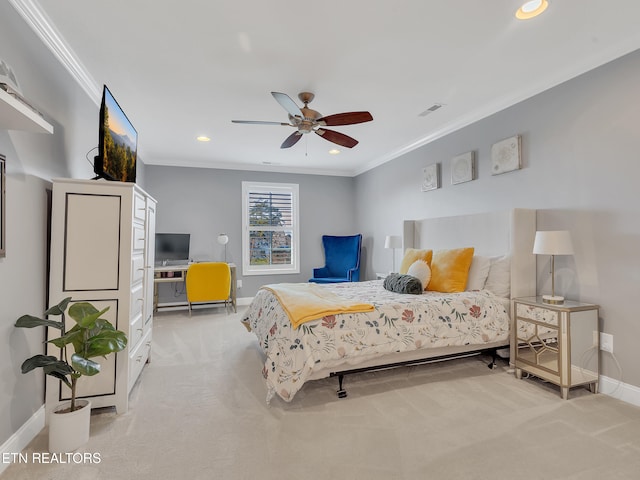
[{"left": 402, "top": 208, "right": 536, "bottom": 300}]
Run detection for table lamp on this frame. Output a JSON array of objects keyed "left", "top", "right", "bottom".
[
  {"left": 217, "top": 233, "right": 229, "bottom": 262},
  {"left": 384, "top": 235, "right": 402, "bottom": 273},
  {"left": 533, "top": 230, "right": 574, "bottom": 304}
]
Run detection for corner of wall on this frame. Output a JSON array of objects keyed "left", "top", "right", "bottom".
[{"left": 0, "top": 406, "right": 45, "bottom": 475}]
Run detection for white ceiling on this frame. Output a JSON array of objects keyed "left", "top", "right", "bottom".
[{"left": 15, "top": 0, "right": 640, "bottom": 176}]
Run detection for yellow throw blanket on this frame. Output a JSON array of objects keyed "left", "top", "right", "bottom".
[{"left": 262, "top": 283, "right": 375, "bottom": 329}]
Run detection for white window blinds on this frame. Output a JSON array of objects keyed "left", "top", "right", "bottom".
[{"left": 242, "top": 182, "right": 300, "bottom": 275}]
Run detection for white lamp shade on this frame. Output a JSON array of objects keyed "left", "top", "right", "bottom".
[
  {"left": 384, "top": 235, "right": 402, "bottom": 249},
  {"left": 217, "top": 233, "right": 229, "bottom": 245},
  {"left": 533, "top": 230, "right": 574, "bottom": 255}
]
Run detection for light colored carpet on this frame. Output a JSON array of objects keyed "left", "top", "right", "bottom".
[{"left": 5, "top": 307, "right": 640, "bottom": 479}]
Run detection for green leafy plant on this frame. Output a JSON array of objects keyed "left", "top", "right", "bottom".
[{"left": 15, "top": 297, "right": 127, "bottom": 412}]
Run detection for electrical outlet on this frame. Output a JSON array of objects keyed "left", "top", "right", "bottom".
[
  {"left": 600, "top": 332, "right": 613, "bottom": 353},
  {"left": 237, "top": 279, "right": 242, "bottom": 289}
]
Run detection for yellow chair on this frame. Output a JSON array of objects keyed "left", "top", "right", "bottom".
[{"left": 185, "top": 262, "right": 231, "bottom": 315}]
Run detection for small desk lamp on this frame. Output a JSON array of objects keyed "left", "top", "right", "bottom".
[
  {"left": 533, "top": 230, "right": 574, "bottom": 305},
  {"left": 384, "top": 235, "right": 402, "bottom": 273},
  {"left": 217, "top": 233, "right": 229, "bottom": 262}
]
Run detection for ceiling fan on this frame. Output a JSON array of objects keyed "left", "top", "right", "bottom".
[{"left": 232, "top": 92, "right": 373, "bottom": 149}]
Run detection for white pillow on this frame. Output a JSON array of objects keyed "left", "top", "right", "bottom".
[
  {"left": 484, "top": 255, "right": 511, "bottom": 298},
  {"left": 466, "top": 255, "right": 491, "bottom": 291},
  {"left": 407, "top": 260, "right": 431, "bottom": 290}
]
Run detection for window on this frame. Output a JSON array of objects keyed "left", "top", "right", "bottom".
[{"left": 242, "top": 181, "right": 300, "bottom": 275}]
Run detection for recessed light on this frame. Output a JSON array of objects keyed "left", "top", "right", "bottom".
[
  {"left": 329, "top": 149, "right": 340, "bottom": 155},
  {"left": 196, "top": 136, "right": 211, "bottom": 142},
  {"left": 516, "top": 0, "right": 548, "bottom": 20}
]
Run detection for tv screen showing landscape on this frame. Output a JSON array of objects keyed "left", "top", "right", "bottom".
[{"left": 100, "top": 86, "right": 137, "bottom": 182}]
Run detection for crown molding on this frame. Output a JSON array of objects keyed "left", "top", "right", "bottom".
[
  {"left": 9, "top": 0, "right": 101, "bottom": 103},
  {"left": 146, "top": 156, "right": 355, "bottom": 177}
]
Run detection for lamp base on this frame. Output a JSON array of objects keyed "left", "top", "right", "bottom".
[{"left": 542, "top": 294, "right": 565, "bottom": 305}]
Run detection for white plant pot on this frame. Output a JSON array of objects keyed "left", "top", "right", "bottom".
[{"left": 48, "top": 399, "right": 91, "bottom": 453}]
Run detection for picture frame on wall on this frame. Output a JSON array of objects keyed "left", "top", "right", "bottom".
[
  {"left": 451, "top": 151, "right": 475, "bottom": 185},
  {"left": 491, "top": 135, "right": 521, "bottom": 175},
  {"left": 0, "top": 154, "right": 5, "bottom": 257},
  {"left": 421, "top": 163, "right": 440, "bottom": 192}
]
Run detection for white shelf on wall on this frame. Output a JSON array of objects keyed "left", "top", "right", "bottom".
[{"left": 0, "top": 88, "right": 53, "bottom": 134}]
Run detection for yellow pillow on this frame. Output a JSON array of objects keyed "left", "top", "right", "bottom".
[
  {"left": 427, "top": 247, "right": 475, "bottom": 293},
  {"left": 399, "top": 248, "right": 433, "bottom": 274}
]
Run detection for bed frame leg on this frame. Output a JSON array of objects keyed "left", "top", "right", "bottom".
[
  {"left": 487, "top": 349, "right": 497, "bottom": 369},
  {"left": 337, "top": 374, "right": 348, "bottom": 398}
]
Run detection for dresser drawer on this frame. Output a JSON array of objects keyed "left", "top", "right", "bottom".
[
  {"left": 130, "top": 282, "right": 144, "bottom": 318},
  {"left": 131, "top": 254, "right": 144, "bottom": 285},
  {"left": 128, "top": 330, "right": 151, "bottom": 392},
  {"left": 134, "top": 192, "right": 146, "bottom": 223},
  {"left": 129, "top": 312, "right": 144, "bottom": 348},
  {"left": 133, "top": 226, "right": 146, "bottom": 251}
]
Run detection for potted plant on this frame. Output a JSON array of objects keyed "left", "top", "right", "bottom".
[{"left": 15, "top": 297, "right": 127, "bottom": 452}]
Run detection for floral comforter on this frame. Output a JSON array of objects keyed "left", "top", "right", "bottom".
[{"left": 242, "top": 280, "right": 510, "bottom": 403}]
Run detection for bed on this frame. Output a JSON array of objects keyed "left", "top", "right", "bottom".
[{"left": 242, "top": 209, "right": 536, "bottom": 403}]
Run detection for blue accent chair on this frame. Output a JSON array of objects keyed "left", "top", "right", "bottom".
[{"left": 309, "top": 234, "right": 362, "bottom": 283}]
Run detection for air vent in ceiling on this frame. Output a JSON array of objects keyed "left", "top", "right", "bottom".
[{"left": 418, "top": 103, "right": 444, "bottom": 117}]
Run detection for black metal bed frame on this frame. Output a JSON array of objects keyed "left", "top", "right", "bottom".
[{"left": 329, "top": 347, "right": 502, "bottom": 398}]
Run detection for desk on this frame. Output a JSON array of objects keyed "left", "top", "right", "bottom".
[{"left": 154, "top": 263, "right": 236, "bottom": 313}]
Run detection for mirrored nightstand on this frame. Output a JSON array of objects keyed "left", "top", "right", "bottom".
[{"left": 513, "top": 296, "right": 599, "bottom": 399}]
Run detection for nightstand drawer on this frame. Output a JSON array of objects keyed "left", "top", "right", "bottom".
[
  {"left": 516, "top": 303, "right": 558, "bottom": 326},
  {"left": 516, "top": 317, "right": 557, "bottom": 344},
  {"left": 516, "top": 345, "right": 559, "bottom": 374}
]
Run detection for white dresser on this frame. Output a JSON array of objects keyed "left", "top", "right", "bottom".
[{"left": 47, "top": 178, "right": 156, "bottom": 413}]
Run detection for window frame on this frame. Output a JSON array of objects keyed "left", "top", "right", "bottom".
[{"left": 241, "top": 181, "right": 300, "bottom": 276}]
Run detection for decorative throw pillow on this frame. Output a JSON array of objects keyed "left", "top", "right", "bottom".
[
  {"left": 484, "top": 255, "right": 511, "bottom": 298},
  {"left": 399, "top": 248, "right": 433, "bottom": 274},
  {"left": 407, "top": 260, "right": 431, "bottom": 290},
  {"left": 427, "top": 247, "right": 475, "bottom": 293},
  {"left": 383, "top": 273, "right": 424, "bottom": 295},
  {"left": 465, "top": 255, "right": 491, "bottom": 291}
]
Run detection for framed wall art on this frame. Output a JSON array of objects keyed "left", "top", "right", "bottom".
[
  {"left": 421, "top": 163, "right": 440, "bottom": 192},
  {"left": 451, "top": 151, "right": 475, "bottom": 185},
  {"left": 0, "top": 154, "right": 5, "bottom": 257},
  {"left": 491, "top": 135, "right": 521, "bottom": 175}
]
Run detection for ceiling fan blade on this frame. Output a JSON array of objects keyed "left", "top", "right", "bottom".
[
  {"left": 281, "top": 131, "right": 303, "bottom": 149},
  {"left": 232, "top": 120, "right": 291, "bottom": 126},
  {"left": 315, "top": 129, "right": 359, "bottom": 148},
  {"left": 271, "top": 92, "right": 303, "bottom": 118},
  {"left": 317, "top": 111, "right": 373, "bottom": 126}
]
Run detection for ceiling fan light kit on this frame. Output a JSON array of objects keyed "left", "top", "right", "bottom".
[{"left": 232, "top": 91, "right": 373, "bottom": 149}]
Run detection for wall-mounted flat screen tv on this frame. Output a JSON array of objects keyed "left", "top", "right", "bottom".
[
  {"left": 94, "top": 85, "right": 138, "bottom": 182},
  {"left": 155, "top": 233, "right": 190, "bottom": 264}
]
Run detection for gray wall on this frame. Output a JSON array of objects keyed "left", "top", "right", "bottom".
[
  {"left": 2, "top": 0, "right": 640, "bottom": 451},
  {"left": 0, "top": 3, "right": 148, "bottom": 448},
  {"left": 0, "top": 3, "right": 71, "bottom": 447},
  {"left": 144, "top": 166, "right": 356, "bottom": 301},
  {"left": 354, "top": 49, "right": 640, "bottom": 388}
]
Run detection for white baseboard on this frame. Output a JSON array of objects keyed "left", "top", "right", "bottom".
[
  {"left": 0, "top": 406, "right": 45, "bottom": 475},
  {"left": 236, "top": 297, "right": 253, "bottom": 306},
  {"left": 600, "top": 375, "right": 640, "bottom": 408}
]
